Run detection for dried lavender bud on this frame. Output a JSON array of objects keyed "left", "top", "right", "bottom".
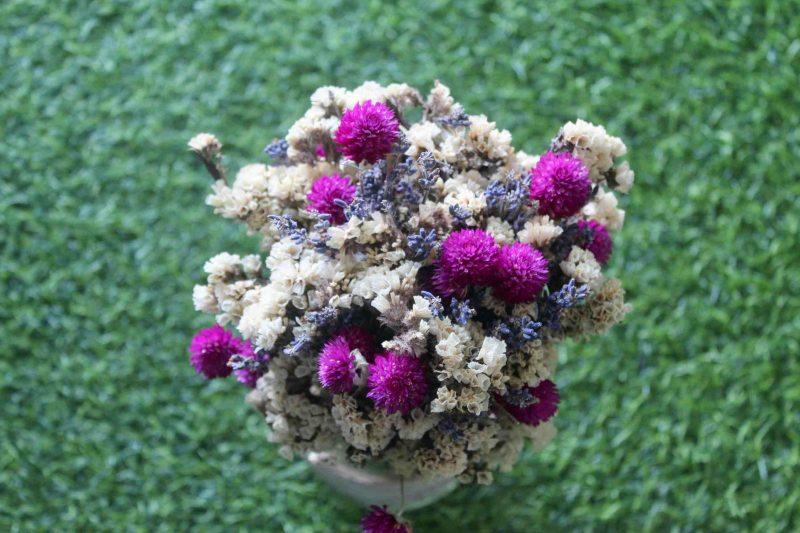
[
  {"left": 407, "top": 228, "right": 438, "bottom": 260},
  {"left": 449, "top": 298, "right": 475, "bottom": 325},
  {"left": 264, "top": 138, "right": 289, "bottom": 164},
  {"left": 420, "top": 290, "right": 445, "bottom": 319},
  {"left": 268, "top": 215, "right": 307, "bottom": 245}
]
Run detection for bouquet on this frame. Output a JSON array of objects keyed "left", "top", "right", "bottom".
[{"left": 187, "top": 81, "right": 633, "bottom": 532}]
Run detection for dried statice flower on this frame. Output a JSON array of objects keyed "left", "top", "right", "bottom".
[
  {"left": 437, "top": 417, "right": 465, "bottom": 442},
  {"left": 188, "top": 132, "right": 226, "bottom": 181}
]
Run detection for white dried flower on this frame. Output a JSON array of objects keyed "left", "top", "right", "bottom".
[
  {"left": 187, "top": 132, "right": 221, "bottom": 156},
  {"left": 517, "top": 216, "right": 563, "bottom": 247}
]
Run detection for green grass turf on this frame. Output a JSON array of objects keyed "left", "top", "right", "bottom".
[{"left": 2, "top": 0, "right": 799, "bottom": 530}]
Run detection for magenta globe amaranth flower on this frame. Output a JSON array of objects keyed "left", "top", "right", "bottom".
[
  {"left": 491, "top": 242, "right": 549, "bottom": 304},
  {"left": 334, "top": 100, "right": 400, "bottom": 164},
  {"left": 189, "top": 324, "right": 250, "bottom": 379},
  {"left": 495, "top": 379, "right": 560, "bottom": 426},
  {"left": 318, "top": 336, "right": 356, "bottom": 393},
  {"left": 307, "top": 174, "right": 356, "bottom": 224},
  {"left": 337, "top": 325, "right": 377, "bottom": 362},
  {"left": 360, "top": 505, "right": 411, "bottom": 533},
  {"left": 367, "top": 352, "right": 428, "bottom": 414},
  {"left": 433, "top": 228, "right": 499, "bottom": 297},
  {"left": 530, "top": 151, "right": 591, "bottom": 218},
  {"left": 578, "top": 219, "right": 613, "bottom": 264}
]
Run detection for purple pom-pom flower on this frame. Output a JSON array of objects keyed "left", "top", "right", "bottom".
[
  {"left": 189, "top": 324, "right": 250, "bottom": 379},
  {"left": 360, "top": 505, "right": 411, "bottom": 533},
  {"left": 433, "top": 228, "right": 499, "bottom": 297},
  {"left": 491, "top": 243, "right": 549, "bottom": 304},
  {"left": 318, "top": 336, "right": 357, "bottom": 393},
  {"left": 307, "top": 174, "right": 356, "bottom": 225},
  {"left": 337, "top": 325, "right": 377, "bottom": 362},
  {"left": 495, "top": 379, "right": 560, "bottom": 426},
  {"left": 334, "top": 100, "right": 400, "bottom": 164},
  {"left": 578, "top": 219, "right": 613, "bottom": 264},
  {"left": 530, "top": 151, "right": 591, "bottom": 218},
  {"left": 367, "top": 352, "right": 428, "bottom": 414}
]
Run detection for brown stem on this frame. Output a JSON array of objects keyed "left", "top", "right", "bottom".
[{"left": 193, "top": 153, "right": 226, "bottom": 183}]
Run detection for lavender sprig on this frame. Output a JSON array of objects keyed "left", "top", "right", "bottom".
[
  {"left": 484, "top": 171, "right": 534, "bottom": 230},
  {"left": 450, "top": 298, "right": 475, "bottom": 325},
  {"left": 449, "top": 204, "right": 471, "bottom": 224},
  {"left": 407, "top": 228, "right": 438, "bottom": 260},
  {"left": 435, "top": 104, "right": 471, "bottom": 128},
  {"left": 551, "top": 278, "right": 589, "bottom": 308},
  {"left": 228, "top": 353, "right": 269, "bottom": 373},
  {"left": 264, "top": 138, "right": 289, "bottom": 165},
  {"left": 283, "top": 333, "right": 311, "bottom": 356},
  {"left": 268, "top": 215, "right": 307, "bottom": 245},
  {"left": 491, "top": 316, "right": 542, "bottom": 349},
  {"left": 539, "top": 279, "right": 589, "bottom": 330},
  {"left": 306, "top": 306, "right": 338, "bottom": 328},
  {"left": 421, "top": 291, "right": 445, "bottom": 319},
  {"left": 503, "top": 387, "right": 536, "bottom": 408}
]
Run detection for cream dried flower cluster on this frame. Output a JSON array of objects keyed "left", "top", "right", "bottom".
[{"left": 187, "top": 80, "right": 633, "bottom": 487}]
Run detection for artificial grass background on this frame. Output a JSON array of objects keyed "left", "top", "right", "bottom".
[{"left": 2, "top": 0, "right": 799, "bottom": 530}]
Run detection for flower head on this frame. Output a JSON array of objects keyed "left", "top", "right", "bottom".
[
  {"left": 495, "top": 379, "right": 560, "bottom": 426},
  {"left": 335, "top": 100, "right": 399, "bottom": 163},
  {"left": 318, "top": 336, "right": 356, "bottom": 393},
  {"left": 307, "top": 174, "right": 356, "bottom": 224},
  {"left": 360, "top": 505, "right": 411, "bottom": 533},
  {"left": 337, "top": 325, "right": 377, "bottom": 362},
  {"left": 530, "top": 151, "right": 591, "bottom": 218},
  {"left": 577, "top": 219, "right": 612, "bottom": 264},
  {"left": 491, "top": 243, "right": 549, "bottom": 304},
  {"left": 367, "top": 352, "right": 428, "bottom": 414},
  {"left": 433, "top": 229, "right": 499, "bottom": 297},
  {"left": 189, "top": 324, "right": 249, "bottom": 379}
]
